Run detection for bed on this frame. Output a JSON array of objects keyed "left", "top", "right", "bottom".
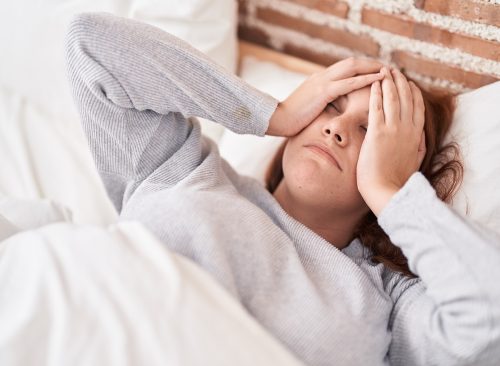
[{"left": 0, "top": 2, "right": 499, "bottom": 366}]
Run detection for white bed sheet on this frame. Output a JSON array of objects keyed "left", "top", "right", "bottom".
[{"left": 0, "top": 84, "right": 118, "bottom": 226}]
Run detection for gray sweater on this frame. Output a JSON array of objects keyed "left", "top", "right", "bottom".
[{"left": 65, "top": 12, "right": 500, "bottom": 366}]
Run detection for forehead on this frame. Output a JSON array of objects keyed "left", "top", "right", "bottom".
[
  {"left": 346, "top": 85, "right": 371, "bottom": 102},
  {"left": 339, "top": 85, "right": 371, "bottom": 116}
]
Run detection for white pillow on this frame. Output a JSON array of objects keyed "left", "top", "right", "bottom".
[
  {"left": 445, "top": 81, "right": 500, "bottom": 230},
  {"left": 226, "top": 56, "right": 500, "bottom": 233},
  {"left": 0, "top": 1, "right": 236, "bottom": 138}
]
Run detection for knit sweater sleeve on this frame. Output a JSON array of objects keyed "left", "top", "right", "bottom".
[
  {"left": 64, "top": 12, "right": 278, "bottom": 212},
  {"left": 378, "top": 172, "right": 500, "bottom": 366}
]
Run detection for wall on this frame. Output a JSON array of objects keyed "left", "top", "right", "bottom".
[{"left": 238, "top": 0, "right": 500, "bottom": 94}]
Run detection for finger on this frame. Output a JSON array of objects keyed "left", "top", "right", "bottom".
[
  {"left": 391, "top": 68, "right": 413, "bottom": 126},
  {"left": 326, "top": 57, "right": 384, "bottom": 81},
  {"left": 327, "top": 72, "right": 384, "bottom": 101},
  {"left": 381, "top": 67, "right": 400, "bottom": 127},
  {"left": 409, "top": 81, "right": 425, "bottom": 133},
  {"left": 368, "top": 81, "right": 384, "bottom": 127},
  {"left": 417, "top": 130, "right": 426, "bottom": 167}
]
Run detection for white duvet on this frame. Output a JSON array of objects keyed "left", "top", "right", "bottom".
[{"left": 0, "top": 219, "right": 303, "bottom": 366}]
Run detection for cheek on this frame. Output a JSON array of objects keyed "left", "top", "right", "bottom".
[{"left": 283, "top": 131, "right": 365, "bottom": 194}]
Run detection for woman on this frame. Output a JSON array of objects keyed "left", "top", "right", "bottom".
[
  {"left": 265, "top": 69, "right": 461, "bottom": 277},
  {"left": 65, "top": 12, "right": 500, "bottom": 366}
]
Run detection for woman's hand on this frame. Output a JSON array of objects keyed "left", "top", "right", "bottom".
[
  {"left": 357, "top": 67, "right": 426, "bottom": 217},
  {"left": 266, "top": 57, "right": 385, "bottom": 137}
]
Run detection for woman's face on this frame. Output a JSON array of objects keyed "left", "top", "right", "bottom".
[{"left": 281, "top": 85, "right": 372, "bottom": 216}]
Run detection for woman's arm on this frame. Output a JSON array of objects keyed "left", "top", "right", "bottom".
[
  {"left": 380, "top": 172, "right": 500, "bottom": 366},
  {"left": 357, "top": 68, "right": 500, "bottom": 365},
  {"left": 65, "top": 12, "right": 278, "bottom": 212}
]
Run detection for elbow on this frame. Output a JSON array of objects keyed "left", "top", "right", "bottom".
[
  {"left": 64, "top": 13, "right": 94, "bottom": 78},
  {"left": 64, "top": 12, "right": 112, "bottom": 65},
  {"left": 65, "top": 12, "right": 97, "bottom": 46}
]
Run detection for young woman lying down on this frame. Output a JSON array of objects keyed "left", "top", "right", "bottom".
[{"left": 65, "top": 12, "right": 500, "bottom": 366}]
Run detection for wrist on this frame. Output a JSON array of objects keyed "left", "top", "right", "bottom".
[
  {"left": 266, "top": 102, "right": 285, "bottom": 136},
  {"left": 363, "top": 184, "right": 400, "bottom": 217}
]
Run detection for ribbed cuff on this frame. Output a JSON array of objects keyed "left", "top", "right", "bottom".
[
  {"left": 377, "top": 172, "right": 436, "bottom": 235},
  {"left": 252, "top": 91, "right": 280, "bottom": 137}
]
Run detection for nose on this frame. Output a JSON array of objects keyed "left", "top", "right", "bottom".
[{"left": 322, "top": 119, "right": 349, "bottom": 146}]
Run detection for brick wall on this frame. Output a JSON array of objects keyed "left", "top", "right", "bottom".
[{"left": 238, "top": 0, "right": 500, "bottom": 94}]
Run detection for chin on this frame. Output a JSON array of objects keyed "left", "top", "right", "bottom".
[
  {"left": 284, "top": 163, "right": 338, "bottom": 202},
  {"left": 286, "top": 154, "right": 338, "bottom": 184},
  {"left": 284, "top": 163, "right": 369, "bottom": 214}
]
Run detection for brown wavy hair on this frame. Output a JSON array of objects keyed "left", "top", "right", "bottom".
[{"left": 264, "top": 78, "right": 464, "bottom": 278}]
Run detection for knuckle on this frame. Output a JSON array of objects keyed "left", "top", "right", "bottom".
[
  {"left": 344, "top": 57, "right": 356, "bottom": 68},
  {"left": 313, "top": 84, "right": 328, "bottom": 95},
  {"left": 319, "top": 83, "right": 329, "bottom": 97}
]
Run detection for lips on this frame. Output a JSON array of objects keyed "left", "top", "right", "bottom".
[{"left": 304, "top": 143, "right": 342, "bottom": 171}]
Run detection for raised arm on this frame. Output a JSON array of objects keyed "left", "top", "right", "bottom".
[
  {"left": 354, "top": 62, "right": 500, "bottom": 365},
  {"left": 380, "top": 172, "right": 500, "bottom": 366},
  {"left": 64, "top": 12, "right": 278, "bottom": 211}
]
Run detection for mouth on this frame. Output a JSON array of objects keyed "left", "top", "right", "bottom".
[{"left": 304, "top": 143, "right": 342, "bottom": 171}]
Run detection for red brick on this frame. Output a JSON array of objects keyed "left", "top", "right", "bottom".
[
  {"left": 238, "top": 0, "right": 247, "bottom": 16},
  {"left": 362, "top": 7, "right": 500, "bottom": 61},
  {"left": 282, "top": 0, "right": 349, "bottom": 18},
  {"left": 415, "top": 0, "right": 500, "bottom": 27},
  {"left": 237, "top": 24, "right": 341, "bottom": 68},
  {"left": 257, "top": 7, "right": 380, "bottom": 57},
  {"left": 282, "top": 42, "right": 342, "bottom": 66},
  {"left": 391, "top": 51, "right": 498, "bottom": 89},
  {"left": 237, "top": 25, "right": 271, "bottom": 47}
]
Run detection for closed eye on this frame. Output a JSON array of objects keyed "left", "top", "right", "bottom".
[
  {"left": 328, "top": 101, "right": 341, "bottom": 113},
  {"left": 361, "top": 125, "right": 367, "bottom": 132}
]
